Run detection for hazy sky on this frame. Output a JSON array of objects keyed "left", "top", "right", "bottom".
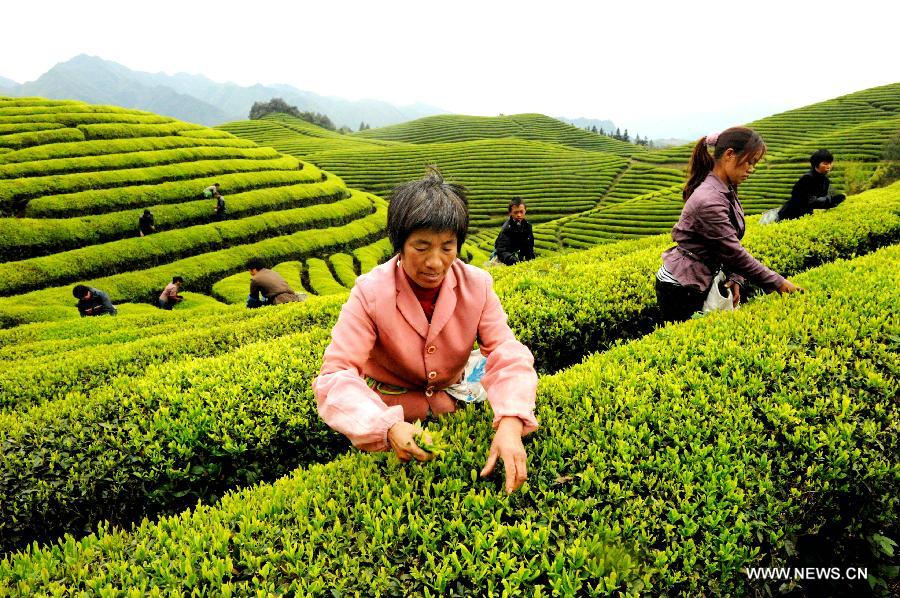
[{"left": 2, "top": 0, "right": 897, "bottom": 138}]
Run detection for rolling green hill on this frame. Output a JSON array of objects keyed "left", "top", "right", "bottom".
[
  {"left": 0, "top": 97, "right": 395, "bottom": 327},
  {"left": 219, "top": 114, "right": 635, "bottom": 229},
  {"left": 352, "top": 112, "right": 643, "bottom": 154}
]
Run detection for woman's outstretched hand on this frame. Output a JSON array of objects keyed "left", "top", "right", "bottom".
[
  {"left": 778, "top": 279, "right": 805, "bottom": 294},
  {"left": 480, "top": 416, "right": 528, "bottom": 494},
  {"left": 387, "top": 421, "right": 434, "bottom": 462}
]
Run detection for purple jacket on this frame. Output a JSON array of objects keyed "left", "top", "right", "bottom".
[{"left": 662, "top": 173, "right": 785, "bottom": 291}]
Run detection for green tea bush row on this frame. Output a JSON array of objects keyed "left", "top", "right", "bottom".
[
  {"left": 305, "top": 257, "right": 348, "bottom": 295},
  {"left": 0, "top": 127, "right": 84, "bottom": 150},
  {"left": 176, "top": 128, "right": 237, "bottom": 140},
  {"left": 0, "top": 155, "right": 300, "bottom": 212},
  {"left": 0, "top": 122, "right": 66, "bottom": 136},
  {"left": 0, "top": 135, "right": 257, "bottom": 164},
  {"left": 352, "top": 236, "right": 394, "bottom": 273},
  {"left": 76, "top": 122, "right": 205, "bottom": 140},
  {"left": 0, "top": 103, "right": 152, "bottom": 117},
  {"left": 328, "top": 253, "right": 358, "bottom": 287},
  {"left": 0, "top": 112, "right": 173, "bottom": 126},
  {"left": 0, "top": 145, "right": 281, "bottom": 179},
  {"left": 0, "top": 193, "right": 374, "bottom": 295},
  {"left": 2, "top": 245, "right": 895, "bottom": 594},
  {"left": 24, "top": 167, "right": 325, "bottom": 217},
  {"left": 0, "top": 181, "right": 347, "bottom": 261}
]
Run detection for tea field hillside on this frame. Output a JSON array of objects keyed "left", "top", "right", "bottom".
[
  {"left": 1, "top": 181, "right": 899, "bottom": 594},
  {"left": 2, "top": 89, "right": 900, "bottom": 595},
  {"left": 221, "top": 83, "right": 900, "bottom": 255},
  {"left": 219, "top": 113, "right": 639, "bottom": 229},
  {"left": 0, "top": 97, "right": 401, "bottom": 326}
]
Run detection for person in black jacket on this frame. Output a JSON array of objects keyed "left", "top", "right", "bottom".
[
  {"left": 494, "top": 197, "right": 536, "bottom": 265},
  {"left": 138, "top": 209, "right": 155, "bottom": 237},
  {"left": 777, "top": 149, "right": 846, "bottom": 221}
]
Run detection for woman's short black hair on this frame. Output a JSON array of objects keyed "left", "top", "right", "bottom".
[
  {"left": 810, "top": 149, "right": 834, "bottom": 168},
  {"left": 72, "top": 284, "right": 89, "bottom": 298},
  {"left": 245, "top": 257, "right": 267, "bottom": 271},
  {"left": 387, "top": 167, "right": 468, "bottom": 253}
]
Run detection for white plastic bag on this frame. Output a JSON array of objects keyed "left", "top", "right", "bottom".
[
  {"left": 445, "top": 349, "right": 488, "bottom": 403},
  {"left": 702, "top": 270, "right": 734, "bottom": 313},
  {"left": 759, "top": 208, "right": 780, "bottom": 225}
]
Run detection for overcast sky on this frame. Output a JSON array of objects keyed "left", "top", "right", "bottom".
[{"left": 2, "top": 0, "right": 897, "bottom": 138}]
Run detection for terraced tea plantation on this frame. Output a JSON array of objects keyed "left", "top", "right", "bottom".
[
  {"left": 221, "top": 84, "right": 900, "bottom": 255},
  {"left": 0, "top": 97, "right": 397, "bottom": 327},
  {"left": 2, "top": 87, "right": 899, "bottom": 596}
]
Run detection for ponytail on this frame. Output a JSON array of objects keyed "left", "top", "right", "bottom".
[
  {"left": 684, "top": 136, "right": 716, "bottom": 201},
  {"left": 682, "top": 127, "right": 767, "bottom": 201}
]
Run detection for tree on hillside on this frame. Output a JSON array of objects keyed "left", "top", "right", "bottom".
[
  {"left": 614, "top": 127, "right": 622, "bottom": 141},
  {"left": 358, "top": 121, "right": 371, "bottom": 131},
  {"left": 249, "top": 98, "right": 336, "bottom": 131},
  {"left": 249, "top": 98, "right": 300, "bottom": 120},
  {"left": 591, "top": 125, "right": 598, "bottom": 134},
  {"left": 622, "top": 129, "right": 630, "bottom": 143}
]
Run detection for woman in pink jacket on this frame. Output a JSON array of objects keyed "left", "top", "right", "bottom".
[{"left": 314, "top": 170, "right": 538, "bottom": 494}]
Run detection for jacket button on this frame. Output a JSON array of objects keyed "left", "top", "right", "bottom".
[
  {"left": 426, "top": 345, "right": 436, "bottom": 354},
  {"left": 428, "top": 371, "right": 437, "bottom": 379}
]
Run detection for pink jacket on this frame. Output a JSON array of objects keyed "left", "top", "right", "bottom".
[{"left": 313, "top": 255, "right": 539, "bottom": 451}]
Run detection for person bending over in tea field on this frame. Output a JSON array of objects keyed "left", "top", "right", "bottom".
[
  {"left": 777, "top": 149, "right": 846, "bottom": 221},
  {"left": 245, "top": 258, "right": 302, "bottom": 307},
  {"left": 314, "top": 169, "right": 538, "bottom": 494},
  {"left": 202, "top": 183, "right": 221, "bottom": 199},
  {"left": 493, "top": 197, "right": 536, "bottom": 265},
  {"left": 158, "top": 276, "right": 185, "bottom": 310},
  {"left": 73, "top": 284, "right": 118, "bottom": 317},
  {"left": 654, "top": 127, "right": 803, "bottom": 322}
]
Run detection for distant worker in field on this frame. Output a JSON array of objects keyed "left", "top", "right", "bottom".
[
  {"left": 493, "top": 197, "right": 536, "bottom": 265},
  {"left": 313, "top": 169, "right": 538, "bottom": 495},
  {"left": 203, "top": 183, "right": 221, "bottom": 199},
  {"left": 246, "top": 257, "right": 302, "bottom": 307},
  {"left": 138, "top": 209, "right": 155, "bottom": 237},
  {"left": 213, "top": 194, "right": 227, "bottom": 221},
  {"left": 777, "top": 149, "right": 846, "bottom": 221},
  {"left": 158, "top": 276, "right": 185, "bottom": 310},
  {"left": 73, "top": 284, "right": 118, "bottom": 317},
  {"left": 655, "top": 127, "right": 804, "bottom": 322}
]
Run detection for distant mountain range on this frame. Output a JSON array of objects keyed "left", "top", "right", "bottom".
[
  {"left": 557, "top": 116, "right": 616, "bottom": 133},
  {"left": 0, "top": 55, "right": 447, "bottom": 129}
]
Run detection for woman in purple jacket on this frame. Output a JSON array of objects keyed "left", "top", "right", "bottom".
[{"left": 655, "top": 127, "right": 803, "bottom": 322}]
